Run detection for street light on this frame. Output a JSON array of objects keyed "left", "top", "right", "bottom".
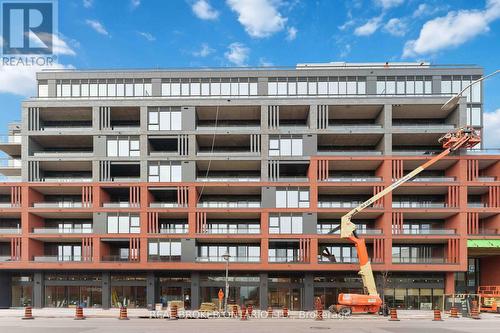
[
  {"left": 222, "top": 252, "right": 231, "bottom": 314},
  {"left": 441, "top": 69, "right": 500, "bottom": 111}
]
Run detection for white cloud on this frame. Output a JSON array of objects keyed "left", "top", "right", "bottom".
[
  {"left": 52, "top": 34, "right": 77, "bottom": 55},
  {"left": 193, "top": 43, "right": 215, "bottom": 57},
  {"left": 192, "top": 0, "right": 219, "bottom": 20},
  {"left": 259, "top": 58, "right": 273, "bottom": 66},
  {"left": 137, "top": 32, "right": 155, "bottom": 41},
  {"left": 384, "top": 18, "right": 408, "bottom": 36},
  {"left": 286, "top": 26, "right": 298, "bottom": 41},
  {"left": 340, "top": 43, "right": 352, "bottom": 58},
  {"left": 224, "top": 42, "right": 249, "bottom": 66},
  {"left": 338, "top": 19, "right": 355, "bottom": 31},
  {"left": 374, "top": 0, "right": 404, "bottom": 10},
  {"left": 85, "top": 19, "right": 109, "bottom": 36},
  {"left": 403, "top": 0, "right": 500, "bottom": 57},
  {"left": 131, "top": 0, "right": 141, "bottom": 8},
  {"left": 83, "top": 0, "right": 93, "bottom": 8},
  {"left": 226, "top": 0, "right": 287, "bottom": 38},
  {"left": 354, "top": 16, "right": 383, "bottom": 36},
  {"left": 0, "top": 63, "right": 74, "bottom": 96},
  {"left": 484, "top": 109, "right": 500, "bottom": 148}
]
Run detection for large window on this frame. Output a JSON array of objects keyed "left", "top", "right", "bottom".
[
  {"left": 57, "top": 245, "right": 82, "bottom": 261},
  {"left": 319, "top": 245, "right": 358, "bottom": 263},
  {"left": 197, "top": 245, "right": 260, "bottom": 262},
  {"left": 148, "top": 239, "right": 182, "bottom": 261},
  {"left": 56, "top": 78, "right": 152, "bottom": 97},
  {"left": 276, "top": 187, "right": 310, "bottom": 208},
  {"left": 269, "top": 214, "right": 303, "bottom": 234},
  {"left": 148, "top": 161, "right": 182, "bottom": 182},
  {"left": 148, "top": 107, "right": 182, "bottom": 131},
  {"left": 392, "top": 246, "right": 442, "bottom": 263},
  {"left": 441, "top": 75, "right": 481, "bottom": 103},
  {"left": 161, "top": 77, "right": 258, "bottom": 96},
  {"left": 377, "top": 76, "right": 433, "bottom": 95},
  {"left": 107, "top": 214, "right": 140, "bottom": 234},
  {"left": 107, "top": 136, "right": 140, "bottom": 157},
  {"left": 268, "top": 76, "right": 366, "bottom": 95},
  {"left": 269, "top": 136, "right": 303, "bottom": 156}
]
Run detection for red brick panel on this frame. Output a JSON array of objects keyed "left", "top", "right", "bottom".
[
  {"left": 467, "top": 160, "right": 479, "bottom": 181},
  {"left": 392, "top": 212, "right": 403, "bottom": 234},
  {"left": 447, "top": 186, "right": 459, "bottom": 208},
  {"left": 467, "top": 212, "right": 479, "bottom": 234},
  {"left": 177, "top": 186, "right": 189, "bottom": 207},
  {"left": 81, "top": 237, "right": 93, "bottom": 262},
  {"left": 196, "top": 211, "right": 207, "bottom": 234},
  {"left": 130, "top": 186, "right": 140, "bottom": 207},
  {"left": 11, "top": 237, "right": 21, "bottom": 261},
  {"left": 447, "top": 239, "right": 459, "bottom": 264},
  {"left": 10, "top": 186, "right": 21, "bottom": 207},
  {"left": 317, "top": 159, "right": 328, "bottom": 181},
  {"left": 130, "top": 237, "right": 140, "bottom": 261},
  {"left": 488, "top": 186, "right": 500, "bottom": 208},
  {"left": 392, "top": 159, "right": 403, "bottom": 180}
]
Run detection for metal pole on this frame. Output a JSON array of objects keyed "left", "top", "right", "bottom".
[{"left": 224, "top": 258, "right": 229, "bottom": 314}]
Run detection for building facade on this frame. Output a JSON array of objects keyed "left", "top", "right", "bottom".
[{"left": 0, "top": 62, "right": 499, "bottom": 310}]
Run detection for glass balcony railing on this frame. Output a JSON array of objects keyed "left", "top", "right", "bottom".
[
  {"left": 317, "top": 227, "right": 382, "bottom": 235},
  {"left": 196, "top": 176, "right": 261, "bottom": 182},
  {"left": 149, "top": 202, "right": 182, "bottom": 208},
  {"left": 33, "top": 255, "right": 86, "bottom": 262},
  {"left": 392, "top": 257, "right": 449, "bottom": 264},
  {"left": 42, "top": 177, "right": 93, "bottom": 183},
  {"left": 0, "top": 158, "right": 21, "bottom": 168},
  {"left": 325, "top": 176, "right": 382, "bottom": 182},
  {"left": 0, "top": 135, "right": 22, "bottom": 144},
  {"left": 0, "top": 228, "right": 21, "bottom": 234},
  {"left": 318, "top": 256, "right": 359, "bottom": 263},
  {"left": 101, "top": 255, "right": 138, "bottom": 262},
  {"left": 392, "top": 202, "right": 447, "bottom": 208},
  {"left": 204, "top": 226, "right": 261, "bottom": 234},
  {"left": 475, "top": 176, "right": 496, "bottom": 181},
  {"left": 318, "top": 201, "right": 376, "bottom": 208},
  {"left": 197, "top": 201, "right": 261, "bottom": 208},
  {"left": 0, "top": 176, "right": 22, "bottom": 182},
  {"left": 195, "top": 256, "right": 260, "bottom": 263},
  {"left": 159, "top": 227, "right": 188, "bottom": 234},
  {"left": 148, "top": 256, "right": 181, "bottom": 262},
  {"left": 33, "top": 202, "right": 86, "bottom": 208},
  {"left": 0, "top": 203, "right": 14, "bottom": 208},
  {"left": 468, "top": 202, "right": 487, "bottom": 208},
  {"left": 317, "top": 150, "right": 382, "bottom": 156},
  {"left": 102, "top": 202, "right": 138, "bottom": 208},
  {"left": 32, "top": 228, "right": 93, "bottom": 234},
  {"left": 469, "top": 228, "right": 499, "bottom": 235},
  {"left": 393, "top": 229, "right": 456, "bottom": 235},
  {"left": 268, "top": 256, "right": 304, "bottom": 263},
  {"left": 0, "top": 256, "right": 15, "bottom": 262},
  {"left": 410, "top": 176, "right": 455, "bottom": 182}
]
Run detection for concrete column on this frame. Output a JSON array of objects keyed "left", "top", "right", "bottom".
[
  {"left": 303, "top": 273, "right": 314, "bottom": 311},
  {"left": 151, "top": 78, "right": 161, "bottom": 96},
  {"left": 102, "top": 271, "right": 111, "bottom": 309},
  {"left": 432, "top": 75, "right": 441, "bottom": 95},
  {"left": 366, "top": 76, "right": 377, "bottom": 95},
  {"left": 0, "top": 272, "right": 11, "bottom": 308},
  {"left": 146, "top": 272, "right": 156, "bottom": 307},
  {"left": 309, "top": 105, "right": 318, "bottom": 129},
  {"left": 191, "top": 272, "right": 200, "bottom": 310},
  {"left": 47, "top": 79, "right": 56, "bottom": 97},
  {"left": 259, "top": 272, "right": 268, "bottom": 310},
  {"left": 33, "top": 271, "right": 43, "bottom": 308},
  {"left": 257, "top": 77, "right": 268, "bottom": 96}
]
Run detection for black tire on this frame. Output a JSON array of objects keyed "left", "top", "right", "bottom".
[
  {"left": 339, "top": 307, "right": 352, "bottom": 317},
  {"left": 328, "top": 304, "right": 337, "bottom": 313}
]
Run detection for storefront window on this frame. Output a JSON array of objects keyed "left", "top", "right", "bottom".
[
  {"left": 111, "top": 286, "right": 146, "bottom": 308},
  {"left": 11, "top": 285, "right": 32, "bottom": 307},
  {"left": 268, "top": 287, "right": 301, "bottom": 310},
  {"left": 201, "top": 286, "right": 259, "bottom": 308},
  {"left": 44, "top": 286, "right": 102, "bottom": 308}
]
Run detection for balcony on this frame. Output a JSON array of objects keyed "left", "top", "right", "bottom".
[
  {"left": 392, "top": 202, "right": 447, "bottom": 209},
  {"left": 32, "top": 227, "right": 93, "bottom": 234},
  {"left": 42, "top": 177, "right": 93, "bottom": 183},
  {"left": 318, "top": 201, "right": 369, "bottom": 209},
  {"left": 101, "top": 255, "right": 138, "bottom": 262},
  {"left": 196, "top": 134, "right": 260, "bottom": 157},
  {"left": 33, "top": 255, "right": 87, "bottom": 262},
  {"left": 393, "top": 228, "right": 456, "bottom": 235},
  {"left": 196, "top": 106, "right": 261, "bottom": 131},
  {"left": 196, "top": 176, "right": 261, "bottom": 182},
  {"left": 33, "top": 202, "right": 86, "bottom": 208},
  {"left": 0, "top": 228, "right": 21, "bottom": 234},
  {"left": 318, "top": 256, "right": 359, "bottom": 263},
  {"left": 196, "top": 256, "right": 260, "bottom": 263},
  {"left": 0, "top": 134, "right": 21, "bottom": 157},
  {"left": 204, "top": 223, "right": 260, "bottom": 234},
  {"left": 392, "top": 257, "right": 449, "bottom": 264},
  {"left": 0, "top": 256, "right": 15, "bottom": 262},
  {"left": 326, "top": 176, "right": 382, "bottom": 182},
  {"left": 475, "top": 176, "right": 497, "bottom": 182},
  {"left": 469, "top": 228, "right": 499, "bottom": 236},
  {"left": 0, "top": 158, "right": 21, "bottom": 177},
  {"left": 410, "top": 176, "right": 455, "bottom": 182},
  {"left": 102, "top": 202, "right": 137, "bottom": 208},
  {"left": 197, "top": 200, "right": 261, "bottom": 208},
  {"left": 468, "top": 202, "right": 487, "bottom": 208}
]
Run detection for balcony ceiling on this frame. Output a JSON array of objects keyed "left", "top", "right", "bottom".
[
  {"left": 329, "top": 105, "right": 382, "bottom": 119},
  {"left": 40, "top": 107, "right": 92, "bottom": 121},
  {"left": 328, "top": 160, "right": 382, "bottom": 170},
  {"left": 393, "top": 104, "right": 451, "bottom": 119}
]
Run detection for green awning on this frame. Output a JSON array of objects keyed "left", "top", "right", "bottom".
[{"left": 467, "top": 239, "right": 500, "bottom": 248}]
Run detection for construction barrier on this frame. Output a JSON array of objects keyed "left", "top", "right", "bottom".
[
  {"left": 433, "top": 309, "right": 443, "bottom": 321},
  {"left": 118, "top": 307, "right": 128, "bottom": 320},
  {"left": 443, "top": 293, "right": 480, "bottom": 317},
  {"left": 74, "top": 306, "right": 85, "bottom": 320},
  {"left": 241, "top": 306, "right": 247, "bottom": 321},
  {"left": 247, "top": 304, "right": 253, "bottom": 317},
  {"left": 450, "top": 307, "right": 459, "bottom": 318},
  {"left": 471, "top": 301, "right": 481, "bottom": 320},
  {"left": 388, "top": 308, "right": 400, "bottom": 321},
  {"left": 170, "top": 304, "right": 178, "bottom": 320},
  {"left": 267, "top": 307, "right": 273, "bottom": 318},
  {"left": 22, "top": 306, "right": 34, "bottom": 320},
  {"left": 283, "top": 307, "right": 288, "bottom": 318}
]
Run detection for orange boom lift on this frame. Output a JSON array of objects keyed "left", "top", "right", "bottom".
[{"left": 325, "top": 127, "right": 480, "bottom": 316}]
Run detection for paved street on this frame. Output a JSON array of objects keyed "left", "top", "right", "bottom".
[{"left": 0, "top": 310, "right": 499, "bottom": 333}]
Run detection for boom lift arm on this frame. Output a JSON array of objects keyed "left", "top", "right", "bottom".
[{"left": 337, "top": 127, "right": 480, "bottom": 297}]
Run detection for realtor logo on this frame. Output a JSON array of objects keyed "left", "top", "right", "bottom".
[{"left": 1, "top": 1, "right": 55, "bottom": 55}]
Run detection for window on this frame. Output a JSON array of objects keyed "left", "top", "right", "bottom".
[
  {"left": 276, "top": 187, "right": 309, "bottom": 208},
  {"left": 148, "top": 162, "right": 182, "bottom": 182},
  {"left": 197, "top": 245, "right": 260, "bottom": 262},
  {"left": 148, "top": 107, "right": 182, "bottom": 131},
  {"left": 269, "top": 214, "right": 303, "bottom": 234},
  {"left": 377, "top": 76, "right": 433, "bottom": 95},
  {"left": 38, "top": 82, "right": 48, "bottom": 97},
  {"left": 148, "top": 239, "right": 182, "bottom": 261},
  {"left": 107, "top": 136, "right": 140, "bottom": 157},
  {"left": 57, "top": 245, "right": 82, "bottom": 261},
  {"left": 269, "top": 136, "right": 303, "bottom": 156},
  {"left": 319, "top": 245, "right": 357, "bottom": 263},
  {"left": 107, "top": 214, "right": 140, "bottom": 234}
]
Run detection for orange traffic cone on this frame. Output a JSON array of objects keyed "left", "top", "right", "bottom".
[
  {"left": 22, "top": 306, "right": 34, "bottom": 320},
  {"left": 433, "top": 309, "right": 443, "bottom": 321},
  {"left": 74, "top": 306, "right": 85, "bottom": 320},
  {"left": 388, "top": 308, "right": 400, "bottom": 321},
  {"left": 118, "top": 306, "right": 129, "bottom": 320}
]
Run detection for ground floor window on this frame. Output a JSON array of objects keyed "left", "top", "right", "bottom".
[
  {"left": 111, "top": 286, "right": 146, "bottom": 308},
  {"left": 201, "top": 286, "right": 259, "bottom": 308},
  {"left": 11, "top": 285, "right": 32, "bottom": 307},
  {"left": 383, "top": 288, "right": 444, "bottom": 310},
  {"left": 44, "top": 286, "right": 102, "bottom": 308},
  {"left": 314, "top": 287, "right": 363, "bottom": 308},
  {"left": 268, "top": 287, "right": 301, "bottom": 310},
  {"left": 159, "top": 286, "right": 191, "bottom": 308}
]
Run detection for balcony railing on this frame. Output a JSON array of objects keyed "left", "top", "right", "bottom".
[
  {"left": 468, "top": 202, "right": 487, "bottom": 208},
  {"left": 469, "top": 228, "right": 499, "bottom": 235},
  {"left": 318, "top": 201, "right": 377, "bottom": 208},
  {"left": 325, "top": 176, "right": 382, "bottom": 182},
  {"left": 33, "top": 202, "right": 86, "bottom": 208},
  {"left": 110, "top": 177, "right": 141, "bottom": 182},
  {"left": 475, "top": 176, "right": 496, "bottom": 181},
  {"left": 197, "top": 150, "right": 260, "bottom": 156},
  {"left": 102, "top": 202, "right": 139, "bottom": 208},
  {"left": 410, "top": 177, "right": 456, "bottom": 182},
  {"left": 392, "top": 123, "right": 455, "bottom": 129},
  {"left": 159, "top": 227, "right": 188, "bottom": 234},
  {"left": 328, "top": 124, "right": 382, "bottom": 129},
  {"left": 317, "top": 228, "right": 382, "bottom": 235},
  {"left": 32, "top": 227, "right": 93, "bottom": 234},
  {"left": 196, "top": 176, "right": 261, "bottom": 182},
  {"left": 317, "top": 150, "right": 382, "bottom": 156},
  {"left": 0, "top": 135, "right": 21, "bottom": 143},
  {"left": 392, "top": 202, "right": 447, "bottom": 209},
  {"left": 318, "top": 256, "right": 359, "bottom": 263},
  {"left": 197, "top": 201, "right": 261, "bottom": 208},
  {"left": 268, "top": 256, "right": 304, "bottom": 263},
  {"left": 147, "top": 256, "right": 181, "bottom": 262},
  {"left": 0, "top": 176, "right": 22, "bottom": 182},
  {"left": 101, "top": 255, "right": 139, "bottom": 262},
  {"left": 42, "top": 177, "right": 93, "bottom": 183},
  {"left": 33, "top": 151, "right": 93, "bottom": 157},
  {"left": 392, "top": 257, "right": 449, "bottom": 264},
  {"left": 0, "top": 158, "right": 21, "bottom": 168},
  {"left": 393, "top": 229, "right": 456, "bottom": 235},
  {"left": 196, "top": 256, "right": 260, "bottom": 263},
  {"left": 150, "top": 202, "right": 182, "bottom": 208},
  {"left": 204, "top": 226, "right": 261, "bottom": 234},
  {"left": 40, "top": 125, "right": 93, "bottom": 132},
  {"left": 33, "top": 256, "right": 87, "bottom": 262},
  {"left": 0, "top": 256, "right": 15, "bottom": 262},
  {"left": 0, "top": 228, "right": 21, "bottom": 234},
  {"left": 0, "top": 203, "right": 14, "bottom": 208}
]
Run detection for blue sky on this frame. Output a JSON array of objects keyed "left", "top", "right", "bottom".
[{"left": 1, "top": 0, "right": 500, "bottom": 144}]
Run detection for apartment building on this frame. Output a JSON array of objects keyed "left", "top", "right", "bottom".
[{"left": 0, "top": 62, "right": 499, "bottom": 311}]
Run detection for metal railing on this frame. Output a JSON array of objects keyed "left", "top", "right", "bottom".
[
  {"left": 318, "top": 256, "right": 360, "bottom": 263},
  {"left": 101, "top": 255, "right": 139, "bottom": 262},
  {"left": 204, "top": 227, "right": 261, "bottom": 234},
  {"left": 33, "top": 151, "right": 93, "bottom": 157},
  {"left": 464, "top": 149, "right": 500, "bottom": 155},
  {"left": 102, "top": 202, "right": 138, "bottom": 208},
  {"left": 317, "top": 228, "right": 382, "bottom": 235},
  {"left": 0, "top": 256, "right": 15, "bottom": 262},
  {"left": 32, "top": 228, "right": 93, "bottom": 234},
  {"left": 392, "top": 257, "right": 449, "bottom": 264},
  {"left": 468, "top": 202, "right": 487, "bottom": 208},
  {"left": 475, "top": 176, "right": 497, "bottom": 181},
  {"left": 42, "top": 177, "right": 93, "bottom": 182},
  {"left": 268, "top": 257, "right": 305, "bottom": 263},
  {"left": 159, "top": 227, "right": 188, "bottom": 234},
  {"left": 318, "top": 201, "right": 378, "bottom": 208},
  {"left": 197, "top": 201, "right": 261, "bottom": 208},
  {"left": 150, "top": 202, "right": 183, "bottom": 208},
  {"left": 147, "top": 256, "right": 182, "bottom": 262},
  {"left": 196, "top": 151, "right": 260, "bottom": 156},
  {"left": 0, "top": 158, "right": 21, "bottom": 168},
  {"left": 410, "top": 176, "right": 456, "bottom": 182},
  {"left": 33, "top": 256, "right": 86, "bottom": 262},
  {"left": 40, "top": 126, "right": 93, "bottom": 131},
  {"left": 196, "top": 176, "right": 261, "bottom": 182},
  {"left": 317, "top": 150, "right": 382, "bottom": 156}
]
